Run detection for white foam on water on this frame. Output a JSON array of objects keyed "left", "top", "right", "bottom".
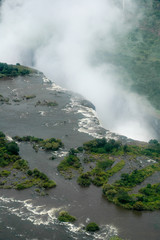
[
  {"left": 53, "top": 150, "right": 68, "bottom": 158},
  {"left": 24, "top": 79, "right": 30, "bottom": 83},
  {"left": 63, "top": 96, "right": 118, "bottom": 140},
  {"left": 42, "top": 74, "right": 120, "bottom": 141},
  {"left": 41, "top": 74, "right": 66, "bottom": 92},
  {"left": 93, "top": 224, "right": 118, "bottom": 240},
  {"left": 46, "top": 82, "right": 66, "bottom": 92},
  {"left": 42, "top": 76, "right": 52, "bottom": 84},
  {"left": 38, "top": 111, "right": 46, "bottom": 116},
  {"left": 6, "top": 135, "right": 13, "bottom": 142},
  {"left": 64, "top": 222, "right": 118, "bottom": 240},
  {"left": 12, "top": 89, "right": 18, "bottom": 92},
  {"left": 0, "top": 196, "right": 63, "bottom": 226},
  {"left": 16, "top": 234, "right": 25, "bottom": 237},
  {"left": 86, "top": 218, "right": 90, "bottom": 223},
  {"left": 147, "top": 159, "right": 156, "bottom": 163},
  {"left": 0, "top": 196, "right": 119, "bottom": 239},
  {"left": 6, "top": 226, "right": 15, "bottom": 231}
]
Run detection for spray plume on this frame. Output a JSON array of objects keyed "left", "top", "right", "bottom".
[{"left": 0, "top": 0, "right": 157, "bottom": 141}]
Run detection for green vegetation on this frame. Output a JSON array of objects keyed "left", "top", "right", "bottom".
[
  {"left": 0, "top": 170, "right": 11, "bottom": 177},
  {"left": 16, "top": 180, "right": 34, "bottom": 190},
  {"left": 83, "top": 138, "right": 121, "bottom": 154},
  {"left": 58, "top": 154, "right": 81, "bottom": 172},
  {"left": 56, "top": 136, "right": 160, "bottom": 210},
  {"left": 103, "top": 162, "right": 160, "bottom": 210},
  {"left": 79, "top": 138, "right": 160, "bottom": 210},
  {"left": 35, "top": 100, "right": 58, "bottom": 107},
  {"left": 58, "top": 211, "right": 76, "bottom": 222},
  {"left": 0, "top": 131, "right": 56, "bottom": 192},
  {"left": 84, "top": 138, "right": 160, "bottom": 159},
  {"left": 0, "top": 62, "right": 35, "bottom": 78},
  {"left": 0, "top": 133, "right": 20, "bottom": 167},
  {"left": 96, "top": 159, "right": 114, "bottom": 170},
  {"left": 14, "top": 135, "right": 63, "bottom": 151},
  {"left": 13, "top": 159, "right": 29, "bottom": 170},
  {"left": 77, "top": 172, "right": 92, "bottom": 187},
  {"left": 85, "top": 222, "right": 100, "bottom": 232},
  {"left": 100, "top": 0, "right": 160, "bottom": 110},
  {"left": 23, "top": 95, "right": 36, "bottom": 100},
  {"left": 6, "top": 141, "right": 19, "bottom": 155},
  {"left": 16, "top": 168, "right": 56, "bottom": 190},
  {"left": 87, "top": 160, "right": 125, "bottom": 187},
  {"left": 116, "top": 164, "right": 160, "bottom": 188},
  {"left": 134, "top": 183, "right": 160, "bottom": 210},
  {"left": 0, "top": 94, "right": 9, "bottom": 104},
  {"left": 71, "top": 140, "right": 126, "bottom": 187},
  {"left": 105, "top": 160, "right": 125, "bottom": 178},
  {"left": 57, "top": 150, "right": 82, "bottom": 179}
]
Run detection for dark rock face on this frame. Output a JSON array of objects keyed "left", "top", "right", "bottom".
[{"left": 80, "top": 99, "right": 96, "bottom": 110}]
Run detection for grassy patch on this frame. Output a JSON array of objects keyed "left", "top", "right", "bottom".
[{"left": 105, "top": 160, "right": 125, "bottom": 178}]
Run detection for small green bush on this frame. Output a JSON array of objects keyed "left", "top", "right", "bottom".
[
  {"left": 13, "top": 159, "right": 29, "bottom": 170},
  {"left": 0, "top": 131, "right": 5, "bottom": 138},
  {"left": 58, "top": 154, "right": 81, "bottom": 172},
  {"left": 58, "top": 211, "right": 76, "bottom": 222},
  {"left": 86, "top": 222, "right": 100, "bottom": 232},
  {"left": 42, "top": 180, "right": 56, "bottom": 189},
  {"left": 77, "top": 172, "right": 92, "bottom": 187},
  {"left": 13, "top": 135, "right": 63, "bottom": 152},
  {"left": 97, "top": 159, "right": 114, "bottom": 170},
  {"left": 6, "top": 142, "right": 19, "bottom": 155}
]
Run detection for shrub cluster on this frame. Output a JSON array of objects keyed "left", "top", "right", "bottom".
[
  {"left": 0, "top": 132, "right": 20, "bottom": 167},
  {"left": 0, "top": 131, "right": 56, "bottom": 191},
  {"left": 85, "top": 222, "right": 100, "bottom": 232},
  {"left": 116, "top": 164, "right": 160, "bottom": 188},
  {"left": 57, "top": 154, "right": 81, "bottom": 172},
  {"left": 77, "top": 172, "right": 92, "bottom": 187},
  {"left": 103, "top": 163, "right": 160, "bottom": 210},
  {"left": 14, "top": 135, "right": 63, "bottom": 151},
  {"left": 83, "top": 138, "right": 121, "bottom": 154},
  {"left": 0, "top": 62, "right": 33, "bottom": 78},
  {"left": 58, "top": 211, "right": 76, "bottom": 222}
]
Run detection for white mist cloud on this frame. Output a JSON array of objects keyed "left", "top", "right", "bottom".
[{"left": 0, "top": 0, "right": 157, "bottom": 141}]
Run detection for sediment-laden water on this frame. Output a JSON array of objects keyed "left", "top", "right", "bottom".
[{"left": 0, "top": 74, "right": 160, "bottom": 240}]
